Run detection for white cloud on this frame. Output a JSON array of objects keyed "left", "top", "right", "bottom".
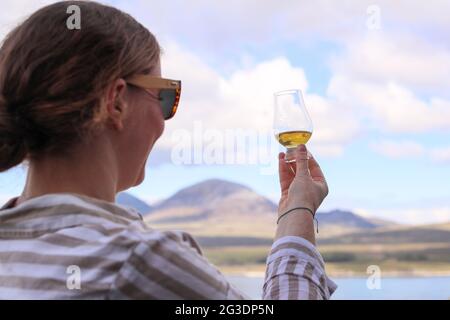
[
  {"left": 430, "top": 147, "right": 450, "bottom": 163},
  {"left": 369, "top": 140, "right": 450, "bottom": 165},
  {"left": 331, "top": 33, "right": 450, "bottom": 97},
  {"left": 155, "top": 41, "right": 359, "bottom": 161},
  {"left": 370, "top": 140, "right": 425, "bottom": 159},
  {"left": 155, "top": 29, "right": 450, "bottom": 163},
  {"left": 0, "top": 1, "right": 447, "bottom": 164},
  {"left": 328, "top": 73, "right": 450, "bottom": 134},
  {"left": 327, "top": 30, "right": 450, "bottom": 135},
  {"left": 305, "top": 94, "right": 360, "bottom": 146},
  {"left": 3, "top": 1, "right": 444, "bottom": 159},
  {"left": 0, "top": 2, "right": 361, "bottom": 164},
  {"left": 0, "top": 1, "right": 52, "bottom": 30},
  {"left": 308, "top": 144, "right": 345, "bottom": 158},
  {"left": 119, "top": 0, "right": 450, "bottom": 55},
  {"left": 354, "top": 207, "right": 450, "bottom": 225},
  {"left": 158, "top": 42, "right": 303, "bottom": 142}
]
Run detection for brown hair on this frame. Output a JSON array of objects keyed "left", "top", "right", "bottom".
[{"left": 0, "top": 0, "right": 161, "bottom": 172}]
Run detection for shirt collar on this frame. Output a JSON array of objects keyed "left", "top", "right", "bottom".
[
  {"left": 0, "top": 196, "right": 18, "bottom": 210},
  {"left": 0, "top": 193, "right": 144, "bottom": 223}
]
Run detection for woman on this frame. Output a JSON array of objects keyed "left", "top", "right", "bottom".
[{"left": 0, "top": 1, "right": 336, "bottom": 299}]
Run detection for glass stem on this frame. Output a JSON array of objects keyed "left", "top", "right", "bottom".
[{"left": 284, "top": 147, "right": 297, "bottom": 163}]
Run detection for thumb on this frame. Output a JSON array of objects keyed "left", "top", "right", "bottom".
[{"left": 295, "top": 144, "right": 310, "bottom": 177}]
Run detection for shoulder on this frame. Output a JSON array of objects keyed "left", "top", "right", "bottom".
[
  {"left": 107, "top": 229, "right": 239, "bottom": 299},
  {"left": 123, "top": 229, "right": 204, "bottom": 261}
]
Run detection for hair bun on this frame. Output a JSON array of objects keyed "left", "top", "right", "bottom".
[{"left": 0, "top": 105, "right": 28, "bottom": 172}]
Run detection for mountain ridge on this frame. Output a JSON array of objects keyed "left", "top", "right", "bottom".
[{"left": 115, "top": 178, "right": 406, "bottom": 238}]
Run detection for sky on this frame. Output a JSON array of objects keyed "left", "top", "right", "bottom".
[{"left": 0, "top": 0, "right": 449, "bottom": 225}]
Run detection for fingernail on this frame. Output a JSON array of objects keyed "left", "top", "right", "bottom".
[{"left": 298, "top": 144, "right": 306, "bottom": 152}]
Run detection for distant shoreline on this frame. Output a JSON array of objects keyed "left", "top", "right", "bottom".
[
  {"left": 219, "top": 264, "right": 450, "bottom": 278},
  {"left": 225, "top": 271, "right": 450, "bottom": 278}
]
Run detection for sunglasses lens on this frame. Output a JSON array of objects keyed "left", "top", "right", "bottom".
[{"left": 159, "top": 89, "right": 179, "bottom": 120}]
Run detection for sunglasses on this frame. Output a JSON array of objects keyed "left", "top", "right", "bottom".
[{"left": 125, "top": 74, "right": 181, "bottom": 120}]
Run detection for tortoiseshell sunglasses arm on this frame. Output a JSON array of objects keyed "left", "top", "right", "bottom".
[{"left": 125, "top": 75, "right": 181, "bottom": 90}]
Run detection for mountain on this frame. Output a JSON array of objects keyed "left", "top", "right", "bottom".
[
  {"left": 154, "top": 179, "right": 254, "bottom": 210},
  {"left": 115, "top": 181, "right": 450, "bottom": 246},
  {"left": 313, "top": 210, "right": 383, "bottom": 236},
  {"left": 143, "top": 178, "right": 392, "bottom": 238},
  {"left": 115, "top": 192, "right": 152, "bottom": 215},
  {"left": 366, "top": 217, "right": 400, "bottom": 228},
  {"left": 316, "top": 210, "right": 378, "bottom": 229},
  {"left": 144, "top": 179, "right": 277, "bottom": 237}
]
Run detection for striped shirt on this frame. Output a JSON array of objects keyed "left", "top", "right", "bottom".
[{"left": 0, "top": 193, "right": 337, "bottom": 299}]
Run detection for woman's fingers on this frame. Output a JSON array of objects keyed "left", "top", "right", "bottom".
[
  {"left": 279, "top": 146, "right": 328, "bottom": 195},
  {"left": 308, "top": 152, "right": 326, "bottom": 182},
  {"left": 308, "top": 153, "right": 329, "bottom": 196},
  {"left": 295, "top": 145, "right": 310, "bottom": 177},
  {"left": 278, "top": 152, "right": 294, "bottom": 192}
]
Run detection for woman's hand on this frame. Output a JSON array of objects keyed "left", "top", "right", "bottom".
[{"left": 278, "top": 144, "right": 328, "bottom": 216}]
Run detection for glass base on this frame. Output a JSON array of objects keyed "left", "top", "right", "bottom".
[
  {"left": 284, "top": 148, "right": 297, "bottom": 163},
  {"left": 284, "top": 147, "right": 311, "bottom": 163}
]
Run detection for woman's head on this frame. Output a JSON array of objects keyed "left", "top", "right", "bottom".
[{"left": 0, "top": 1, "right": 164, "bottom": 190}]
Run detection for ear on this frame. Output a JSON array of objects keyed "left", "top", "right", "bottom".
[{"left": 105, "top": 78, "right": 128, "bottom": 131}]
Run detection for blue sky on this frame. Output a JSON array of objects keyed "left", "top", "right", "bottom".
[{"left": 0, "top": 0, "right": 449, "bottom": 225}]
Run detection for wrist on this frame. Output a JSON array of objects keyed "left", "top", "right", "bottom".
[
  {"left": 278, "top": 205, "right": 315, "bottom": 220},
  {"left": 275, "top": 210, "right": 316, "bottom": 244},
  {"left": 278, "top": 207, "right": 314, "bottom": 222}
]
